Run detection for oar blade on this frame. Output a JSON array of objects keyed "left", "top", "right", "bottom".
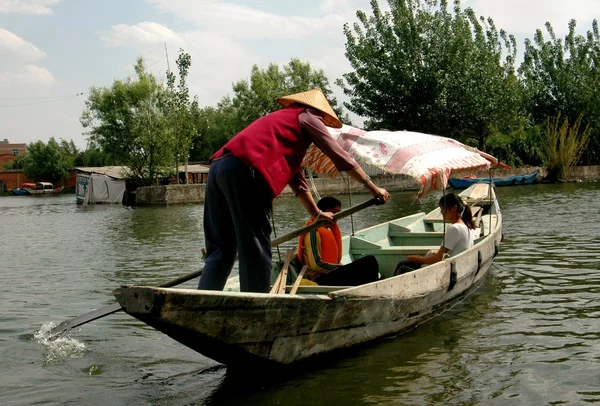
[{"left": 48, "top": 302, "right": 122, "bottom": 340}]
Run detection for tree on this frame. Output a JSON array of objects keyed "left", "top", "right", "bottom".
[
  {"left": 188, "top": 59, "right": 349, "bottom": 161},
  {"left": 2, "top": 154, "right": 25, "bottom": 170},
  {"left": 167, "top": 49, "right": 198, "bottom": 183},
  {"left": 22, "top": 138, "right": 71, "bottom": 183},
  {"left": 81, "top": 57, "right": 174, "bottom": 186},
  {"left": 519, "top": 19, "right": 600, "bottom": 163},
  {"left": 79, "top": 141, "right": 115, "bottom": 167},
  {"left": 337, "top": 0, "right": 523, "bottom": 149}
]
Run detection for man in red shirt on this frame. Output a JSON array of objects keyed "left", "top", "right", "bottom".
[{"left": 198, "top": 88, "right": 390, "bottom": 293}]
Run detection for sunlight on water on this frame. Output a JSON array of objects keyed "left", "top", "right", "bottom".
[{"left": 33, "top": 322, "right": 87, "bottom": 365}]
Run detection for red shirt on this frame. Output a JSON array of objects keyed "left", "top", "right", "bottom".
[{"left": 212, "top": 105, "right": 357, "bottom": 199}]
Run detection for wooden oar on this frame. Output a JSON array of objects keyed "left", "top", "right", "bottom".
[{"left": 48, "top": 197, "right": 382, "bottom": 339}]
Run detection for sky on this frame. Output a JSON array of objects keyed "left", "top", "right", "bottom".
[{"left": 1, "top": 0, "right": 599, "bottom": 149}]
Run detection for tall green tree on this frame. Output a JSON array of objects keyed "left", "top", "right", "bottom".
[
  {"left": 519, "top": 19, "right": 600, "bottom": 163},
  {"left": 167, "top": 49, "right": 199, "bottom": 182},
  {"left": 189, "top": 58, "right": 349, "bottom": 161},
  {"left": 81, "top": 57, "right": 174, "bottom": 186},
  {"left": 79, "top": 141, "right": 115, "bottom": 167},
  {"left": 22, "top": 138, "right": 71, "bottom": 183},
  {"left": 229, "top": 58, "right": 348, "bottom": 128},
  {"left": 337, "top": 0, "right": 523, "bottom": 149}
]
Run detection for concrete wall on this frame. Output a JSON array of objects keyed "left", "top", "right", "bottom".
[
  {"left": 134, "top": 165, "right": 600, "bottom": 206},
  {"left": 136, "top": 184, "right": 206, "bottom": 206}
]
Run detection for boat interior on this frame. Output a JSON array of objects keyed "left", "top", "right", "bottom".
[{"left": 223, "top": 183, "right": 500, "bottom": 296}]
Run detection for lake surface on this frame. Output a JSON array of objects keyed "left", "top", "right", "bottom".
[{"left": 1, "top": 182, "right": 600, "bottom": 405}]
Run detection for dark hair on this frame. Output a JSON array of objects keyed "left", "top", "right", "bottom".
[
  {"left": 439, "top": 193, "right": 475, "bottom": 230},
  {"left": 317, "top": 196, "right": 342, "bottom": 212}
]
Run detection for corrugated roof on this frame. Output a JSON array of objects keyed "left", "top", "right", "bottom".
[
  {"left": 76, "top": 166, "right": 129, "bottom": 179},
  {"left": 179, "top": 164, "right": 210, "bottom": 174}
]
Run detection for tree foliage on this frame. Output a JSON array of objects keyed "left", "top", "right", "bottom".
[
  {"left": 22, "top": 138, "right": 71, "bottom": 183},
  {"left": 519, "top": 19, "right": 600, "bottom": 163},
  {"left": 167, "top": 49, "right": 200, "bottom": 181},
  {"left": 337, "top": 0, "right": 523, "bottom": 149},
  {"left": 189, "top": 58, "right": 348, "bottom": 161},
  {"left": 2, "top": 154, "right": 25, "bottom": 170},
  {"left": 81, "top": 58, "right": 174, "bottom": 186}
]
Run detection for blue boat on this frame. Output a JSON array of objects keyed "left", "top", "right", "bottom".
[
  {"left": 448, "top": 169, "right": 539, "bottom": 189},
  {"left": 11, "top": 188, "right": 30, "bottom": 195}
]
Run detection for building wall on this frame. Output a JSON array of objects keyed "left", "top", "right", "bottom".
[
  {"left": 0, "top": 168, "right": 77, "bottom": 190},
  {"left": 0, "top": 142, "right": 26, "bottom": 157}
]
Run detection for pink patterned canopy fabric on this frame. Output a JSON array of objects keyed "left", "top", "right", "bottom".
[{"left": 303, "top": 125, "right": 497, "bottom": 197}]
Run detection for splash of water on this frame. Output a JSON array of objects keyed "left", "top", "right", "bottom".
[{"left": 34, "top": 322, "right": 87, "bottom": 365}]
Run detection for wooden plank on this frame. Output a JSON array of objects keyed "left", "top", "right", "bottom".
[
  {"left": 466, "top": 183, "right": 490, "bottom": 201},
  {"left": 270, "top": 249, "right": 294, "bottom": 294},
  {"left": 289, "top": 265, "right": 307, "bottom": 295},
  {"left": 470, "top": 205, "right": 482, "bottom": 218}
]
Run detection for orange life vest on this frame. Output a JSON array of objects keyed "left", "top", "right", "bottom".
[{"left": 297, "top": 219, "right": 342, "bottom": 272}]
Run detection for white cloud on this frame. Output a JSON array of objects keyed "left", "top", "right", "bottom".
[
  {"left": 0, "top": 27, "right": 46, "bottom": 64},
  {"left": 468, "top": 0, "right": 600, "bottom": 35},
  {"left": 0, "top": 28, "right": 55, "bottom": 93},
  {"left": 0, "top": 64, "right": 56, "bottom": 89},
  {"left": 146, "top": 0, "right": 349, "bottom": 39},
  {"left": 0, "top": 0, "right": 62, "bottom": 15},
  {"left": 101, "top": 22, "right": 183, "bottom": 47},
  {"left": 101, "top": 22, "right": 263, "bottom": 105},
  {"left": 320, "top": 0, "right": 351, "bottom": 14}
]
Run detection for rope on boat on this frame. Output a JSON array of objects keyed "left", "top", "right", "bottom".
[
  {"left": 343, "top": 173, "right": 356, "bottom": 236},
  {"left": 271, "top": 210, "right": 282, "bottom": 262},
  {"left": 307, "top": 169, "right": 321, "bottom": 201}
]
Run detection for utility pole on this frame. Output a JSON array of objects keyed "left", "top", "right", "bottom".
[{"left": 164, "top": 42, "right": 170, "bottom": 72}]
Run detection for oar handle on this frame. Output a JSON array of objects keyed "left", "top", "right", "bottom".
[{"left": 271, "top": 198, "right": 382, "bottom": 248}]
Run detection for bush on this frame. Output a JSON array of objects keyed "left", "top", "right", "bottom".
[{"left": 543, "top": 113, "right": 590, "bottom": 182}]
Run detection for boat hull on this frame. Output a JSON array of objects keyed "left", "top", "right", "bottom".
[
  {"left": 449, "top": 169, "right": 539, "bottom": 188},
  {"left": 114, "top": 184, "right": 503, "bottom": 367}
]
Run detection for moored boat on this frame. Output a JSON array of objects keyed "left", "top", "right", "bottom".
[
  {"left": 24, "top": 182, "right": 64, "bottom": 195},
  {"left": 449, "top": 169, "right": 539, "bottom": 189},
  {"left": 114, "top": 182, "right": 502, "bottom": 367}
]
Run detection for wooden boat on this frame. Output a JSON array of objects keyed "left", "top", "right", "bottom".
[
  {"left": 449, "top": 169, "right": 539, "bottom": 189},
  {"left": 114, "top": 183, "right": 502, "bottom": 367}
]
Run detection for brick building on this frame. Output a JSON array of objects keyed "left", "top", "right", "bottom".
[{"left": 0, "top": 139, "right": 27, "bottom": 168}]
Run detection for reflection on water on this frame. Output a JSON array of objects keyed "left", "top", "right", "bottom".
[{"left": 2, "top": 183, "right": 600, "bottom": 405}]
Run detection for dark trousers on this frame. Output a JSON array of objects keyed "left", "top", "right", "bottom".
[
  {"left": 315, "top": 255, "right": 379, "bottom": 286},
  {"left": 198, "top": 155, "right": 273, "bottom": 293}
]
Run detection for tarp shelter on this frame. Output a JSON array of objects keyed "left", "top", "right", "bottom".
[{"left": 76, "top": 166, "right": 128, "bottom": 205}]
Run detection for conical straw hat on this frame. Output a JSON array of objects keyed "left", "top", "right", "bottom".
[{"left": 276, "top": 88, "right": 343, "bottom": 128}]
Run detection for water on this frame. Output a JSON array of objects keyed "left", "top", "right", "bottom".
[{"left": 1, "top": 183, "right": 599, "bottom": 405}]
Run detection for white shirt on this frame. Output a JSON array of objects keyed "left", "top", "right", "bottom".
[{"left": 444, "top": 223, "right": 475, "bottom": 257}]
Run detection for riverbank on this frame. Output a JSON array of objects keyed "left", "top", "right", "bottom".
[{"left": 135, "top": 165, "right": 600, "bottom": 205}]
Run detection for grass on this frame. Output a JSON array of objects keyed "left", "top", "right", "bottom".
[{"left": 543, "top": 113, "right": 591, "bottom": 182}]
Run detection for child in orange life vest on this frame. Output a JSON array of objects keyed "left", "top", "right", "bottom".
[{"left": 297, "top": 197, "right": 379, "bottom": 286}]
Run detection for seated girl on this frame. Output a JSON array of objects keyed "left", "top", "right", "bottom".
[
  {"left": 395, "top": 193, "right": 476, "bottom": 275},
  {"left": 298, "top": 196, "right": 379, "bottom": 286}
]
